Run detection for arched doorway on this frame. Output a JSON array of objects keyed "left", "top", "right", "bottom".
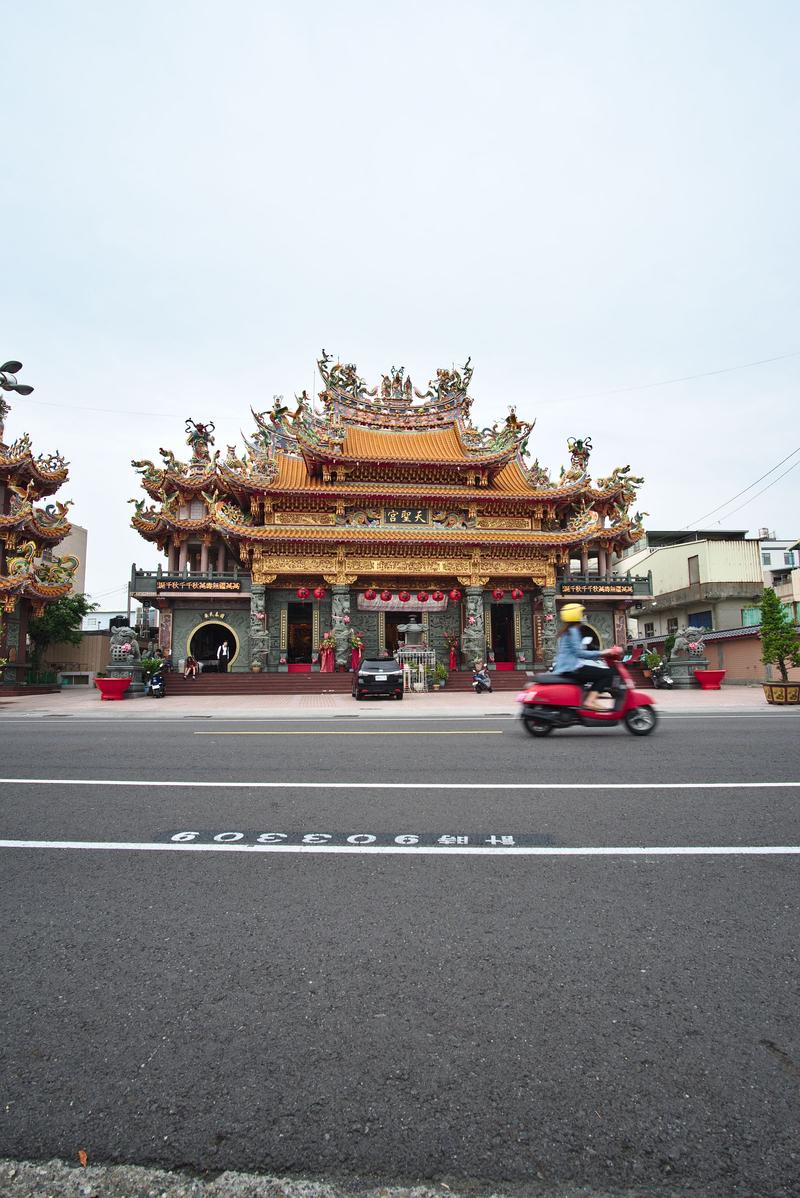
[
  {"left": 579, "top": 622, "right": 601, "bottom": 650},
  {"left": 188, "top": 621, "right": 239, "bottom": 672}
]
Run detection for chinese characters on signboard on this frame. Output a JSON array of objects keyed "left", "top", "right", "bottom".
[
  {"left": 383, "top": 507, "right": 430, "bottom": 525},
  {"left": 156, "top": 580, "right": 242, "bottom": 593},
  {"left": 560, "top": 582, "right": 634, "bottom": 596}
]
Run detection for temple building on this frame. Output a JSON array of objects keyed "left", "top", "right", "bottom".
[
  {"left": 129, "top": 354, "right": 651, "bottom": 673},
  {"left": 0, "top": 388, "right": 78, "bottom": 683}
]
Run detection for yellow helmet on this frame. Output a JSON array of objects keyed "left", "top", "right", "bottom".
[{"left": 560, "top": 602, "right": 586, "bottom": 623}]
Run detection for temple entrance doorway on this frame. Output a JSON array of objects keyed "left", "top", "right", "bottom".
[
  {"left": 579, "top": 623, "right": 601, "bottom": 650},
  {"left": 385, "top": 613, "right": 405, "bottom": 656},
  {"left": 490, "top": 603, "right": 515, "bottom": 665},
  {"left": 287, "top": 602, "right": 313, "bottom": 665},
  {"left": 189, "top": 622, "right": 237, "bottom": 672}
]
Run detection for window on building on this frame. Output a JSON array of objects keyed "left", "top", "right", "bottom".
[
  {"left": 785, "top": 552, "right": 796, "bottom": 566},
  {"left": 644, "top": 622, "right": 655, "bottom": 637},
  {"left": 688, "top": 611, "right": 713, "bottom": 630},
  {"left": 666, "top": 617, "right": 679, "bottom": 634},
  {"left": 688, "top": 555, "right": 700, "bottom": 585},
  {"left": 761, "top": 551, "right": 771, "bottom": 565},
  {"left": 742, "top": 606, "right": 762, "bottom": 627}
]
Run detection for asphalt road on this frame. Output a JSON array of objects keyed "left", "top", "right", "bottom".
[{"left": 1, "top": 713, "right": 799, "bottom": 1197}]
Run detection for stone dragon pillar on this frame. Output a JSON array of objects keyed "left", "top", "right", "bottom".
[
  {"left": 460, "top": 586, "right": 486, "bottom": 666},
  {"left": 249, "top": 584, "right": 270, "bottom": 670},
  {"left": 331, "top": 585, "right": 351, "bottom": 669},
  {"left": 540, "top": 587, "right": 558, "bottom": 667}
]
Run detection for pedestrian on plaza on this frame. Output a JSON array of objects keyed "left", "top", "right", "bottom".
[
  {"left": 217, "top": 640, "right": 230, "bottom": 673},
  {"left": 184, "top": 654, "right": 198, "bottom": 679}
]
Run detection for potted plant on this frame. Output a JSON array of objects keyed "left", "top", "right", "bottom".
[
  {"left": 434, "top": 662, "right": 449, "bottom": 689},
  {"left": 642, "top": 650, "right": 662, "bottom": 679},
  {"left": 760, "top": 587, "right": 800, "bottom": 704}
]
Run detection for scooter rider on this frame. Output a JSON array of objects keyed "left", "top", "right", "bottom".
[{"left": 552, "top": 603, "right": 611, "bottom": 712}]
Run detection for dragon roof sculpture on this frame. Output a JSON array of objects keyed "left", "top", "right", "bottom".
[{"left": 129, "top": 355, "right": 645, "bottom": 562}]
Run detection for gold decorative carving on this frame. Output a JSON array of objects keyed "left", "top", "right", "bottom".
[
  {"left": 274, "top": 511, "right": 337, "bottom": 527},
  {"left": 475, "top": 516, "right": 532, "bottom": 530},
  {"left": 249, "top": 546, "right": 556, "bottom": 587},
  {"left": 322, "top": 573, "right": 358, "bottom": 585}
]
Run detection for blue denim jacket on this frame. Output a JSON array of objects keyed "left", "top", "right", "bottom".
[{"left": 552, "top": 625, "right": 602, "bottom": 673}]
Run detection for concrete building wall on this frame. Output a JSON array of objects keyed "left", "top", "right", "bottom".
[
  {"left": 55, "top": 524, "right": 88, "bottom": 594},
  {"left": 42, "top": 629, "right": 110, "bottom": 675},
  {"left": 704, "top": 636, "right": 800, "bottom": 684},
  {"left": 705, "top": 539, "right": 762, "bottom": 584}
]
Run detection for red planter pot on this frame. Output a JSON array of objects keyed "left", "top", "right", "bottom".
[
  {"left": 95, "top": 677, "right": 131, "bottom": 701},
  {"left": 693, "top": 669, "right": 726, "bottom": 690}
]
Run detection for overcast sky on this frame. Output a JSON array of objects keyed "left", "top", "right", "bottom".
[{"left": 2, "top": 1, "right": 799, "bottom": 606}]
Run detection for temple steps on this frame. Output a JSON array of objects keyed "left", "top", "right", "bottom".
[{"left": 160, "top": 670, "right": 533, "bottom": 696}]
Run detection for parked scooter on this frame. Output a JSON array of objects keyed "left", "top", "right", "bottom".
[
  {"left": 149, "top": 670, "right": 165, "bottom": 699},
  {"left": 516, "top": 647, "right": 657, "bottom": 736},
  {"left": 472, "top": 664, "right": 493, "bottom": 694},
  {"left": 650, "top": 661, "right": 674, "bottom": 688}
]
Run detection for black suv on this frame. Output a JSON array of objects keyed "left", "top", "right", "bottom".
[{"left": 353, "top": 658, "right": 404, "bottom": 701}]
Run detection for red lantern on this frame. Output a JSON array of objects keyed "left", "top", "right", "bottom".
[
  {"left": 492, "top": 588, "right": 505, "bottom": 601},
  {"left": 448, "top": 588, "right": 462, "bottom": 602},
  {"left": 364, "top": 588, "right": 377, "bottom": 602},
  {"left": 380, "top": 590, "right": 393, "bottom": 602},
  {"left": 296, "top": 586, "right": 310, "bottom": 600},
  {"left": 417, "top": 590, "right": 429, "bottom": 603},
  {"left": 398, "top": 590, "right": 411, "bottom": 603},
  {"left": 312, "top": 586, "right": 326, "bottom": 600},
  {"left": 511, "top": 587, "right": 524, "bottom": 601},
  {"left": 432, "top": 590, "right": 444, "bottom": 603}
]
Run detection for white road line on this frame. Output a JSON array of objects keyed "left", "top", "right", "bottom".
[
  {"left": 0, "top": 840, "right": 798, "bottom": 856},
  {"left": 0, "top": 778, "right": 798, "bottom": 790}
]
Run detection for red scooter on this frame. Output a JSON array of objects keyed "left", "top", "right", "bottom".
[{"left": 516, "top": 646, "right": 658, "bottom": 737}]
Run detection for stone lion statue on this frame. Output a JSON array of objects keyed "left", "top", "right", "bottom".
[{"left": 109, "top": 626, "right": 141, "bottom": 662}]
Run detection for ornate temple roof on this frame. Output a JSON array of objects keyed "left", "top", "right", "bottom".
[
  {"left": 0, "top": 397, "right": 77, "bottom": 614},
  {"left": 129, "top": 356, "right": 646, "bottom": 557}
]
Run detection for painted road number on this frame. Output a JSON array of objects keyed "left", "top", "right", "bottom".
[{"left": 168, "top": 831, "right": 554, "bottom": 847}]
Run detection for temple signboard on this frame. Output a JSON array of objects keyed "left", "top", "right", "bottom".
[
  {"left": 560, "top": 582, "right": 634, "bottom": 596},
  {"left": 384, "top": 506, "right": 430, "bottom": 525},
  {"left": 156, "top": 579, "right": 242, "bottom": 593}
]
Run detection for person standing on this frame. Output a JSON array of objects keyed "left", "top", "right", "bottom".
[{"left": 217, "top": 640, "right": 230, "bottom": 673}]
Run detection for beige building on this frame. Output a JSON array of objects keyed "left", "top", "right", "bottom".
[
  {"left": 47, "top": 523, "right": 87, "bottom": 594},
  {"left": 618, "top": 530, "right": 763, "bottom": 638}
]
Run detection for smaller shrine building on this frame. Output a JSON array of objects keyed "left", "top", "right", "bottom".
[
  {"left": 129, "top": 354, "right": 651, "bottom": 673},
  {"left": 0, "top": 380, "right": 78, "bottom": 684}
]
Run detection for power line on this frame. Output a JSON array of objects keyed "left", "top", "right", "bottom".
[
  {"left": 709, "top": 458, "right": 800, "bottom": 524},
  {"left": 552, "top": 349, "right": 800, "bottom": 403},
  {"left": 685, "top": 445, "right": 800, "bottom": 528}
]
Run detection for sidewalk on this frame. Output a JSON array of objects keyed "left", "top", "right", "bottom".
[{"left": 0, "top": 683, "right": 787, "bottom": 719}]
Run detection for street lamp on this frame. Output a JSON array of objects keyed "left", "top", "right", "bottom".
[{"left": 0, "top": 361, "right": 34, "bottom": 395}]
